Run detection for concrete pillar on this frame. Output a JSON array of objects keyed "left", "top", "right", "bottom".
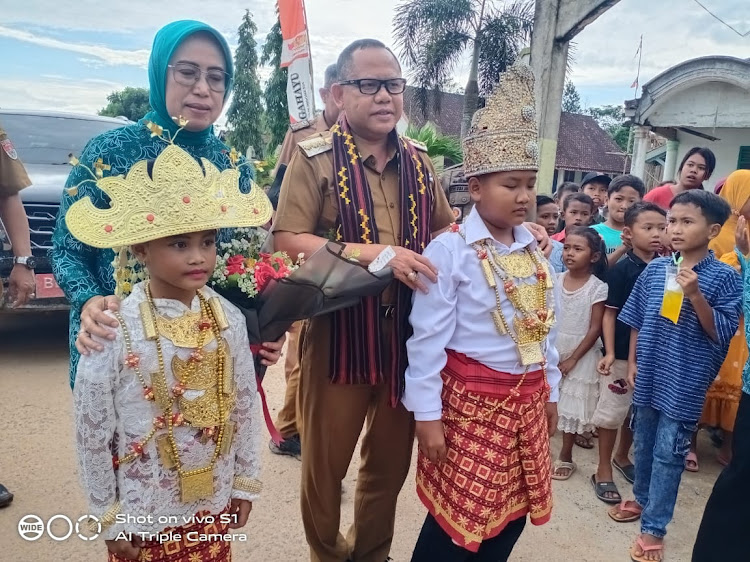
[
  {"left": 662, "top": 140, "right": 680, "bottom": 181},
  {"left": 630, "top": 125, "right": 650, "bottom": 179},
  {"left": 530, "top": 0, "right": 620, "bottom": 194}
]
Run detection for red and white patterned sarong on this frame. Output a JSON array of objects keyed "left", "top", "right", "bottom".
[{"left": 416, "top": 350, "right": 553, "bottom": 552}]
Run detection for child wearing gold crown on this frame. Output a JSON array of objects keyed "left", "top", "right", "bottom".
[
  {"left": 68, "top": 130, "right": 272, "bottom": 561},
  {"left": 402, "top": 63, "right": 562, "bottom": 561}
]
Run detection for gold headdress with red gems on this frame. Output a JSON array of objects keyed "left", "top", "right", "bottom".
[{"left": 65, "top": 119, "right": 272, "bottom": 249}]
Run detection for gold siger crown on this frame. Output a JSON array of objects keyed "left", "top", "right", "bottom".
[
  {"left": 65, "top": 127, "right": 273, "bottom": 248},
  {"left": 462, "top": 62, "right": 539, "bottom": 178}
]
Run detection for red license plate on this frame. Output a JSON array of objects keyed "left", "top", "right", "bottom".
[{"left": 35, "top": 273, "right": 65, "bottom": 298}]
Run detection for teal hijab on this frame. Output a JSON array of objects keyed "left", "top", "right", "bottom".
[{"left": 144, "top": 20, "right": 234, "bottom": 145}]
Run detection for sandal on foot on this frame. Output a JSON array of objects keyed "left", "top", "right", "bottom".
[
  {"left": 608, "top": 500, "right": 642, "bottom": 523},
  {"left": 551, "top": 460, "right": 577, "bottom": 480},
  {"left": 685, "top": 451, "right": 699, "bottom": 472},
  {"left": 591, "top": 474, "right": 622, "bottom": 504},
  {"left": 613, "top": 458, "right": 636, "bottom": 484},
  {"left": 574, "top": 434, "right": 594, "bottom": 449},
  {"left": 630, "top": 535, "right": 664, "bottom": 562}
]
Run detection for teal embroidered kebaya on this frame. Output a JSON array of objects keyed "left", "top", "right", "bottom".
[{"left": 51, "top": 21, "right": 253, "bottom": 387}]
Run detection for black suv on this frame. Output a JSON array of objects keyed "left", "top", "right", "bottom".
[{"left": 0, "top": 109, "right": 130, "bottom": 311}]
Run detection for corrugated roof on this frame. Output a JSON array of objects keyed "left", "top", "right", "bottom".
[
  {"left": 555, "top": 112, "right": 629, "bottom": 174},
  {"left": 403, "top": 86, "right": 464, "bottom": 138}
]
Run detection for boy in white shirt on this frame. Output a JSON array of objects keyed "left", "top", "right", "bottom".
[{"left": 403, "top": 63, "right": 562, "bottom": 561}]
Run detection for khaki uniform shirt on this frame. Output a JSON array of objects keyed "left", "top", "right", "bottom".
[
  {"left": 273, "top": 131, "right": 455, "bottom": 375},
  {"left": 275, "top": 112, "right": 332, "bottom": 172},
  {"left": 0, "top": 126, "right": 31, "bottom": 196}
]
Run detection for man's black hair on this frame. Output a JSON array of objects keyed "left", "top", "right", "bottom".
[
  {"left": 555, "top": 181, "right": 579, "bottom": 200},
  {"left": 563, "top": 192, "right": 595, "bottom": 212},
  {"left": 608, "top": 174, "right": 646, "bottom": 198},
  {"left": 624, "top": 201, "right": 667, "bottom": 227},
  {"left": 323, "top": 63, "right": 338, "bottom": 88},
  {"left": 536, "top": 195, "right": 555, "bottom": 208},
  {"left": 337, "top": 39, "right": 401, "bottom": 80},
  {"left": 678, "top": 147, "right": 716, "bottom": 179},
  {"left": 671, "top": 189, "right": 731, "bottom": 226}
]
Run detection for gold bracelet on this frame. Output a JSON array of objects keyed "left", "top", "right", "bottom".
[
  {"left": 233, "top": 476, "right": 263, "bottom": 494},
  {"left": 88, "top": 500, "right": 121, "bottom": 532}
]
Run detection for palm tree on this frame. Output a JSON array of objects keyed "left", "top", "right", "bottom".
[
  {"left": 394, "top": 0, "right": 534, "bottom": 138},
  {"left": 405, "top": 122, "right": 463, "bottom": 174}
]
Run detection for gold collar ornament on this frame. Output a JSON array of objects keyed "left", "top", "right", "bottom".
[
  {"left": 114, "top": 284, "right": 237, "bottom": 503},
  {"left": 65, "top": 119, "right": 273, "bottom": 249}
]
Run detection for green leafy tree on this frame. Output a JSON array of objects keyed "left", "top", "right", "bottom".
[
  {"left": 261, "top": 16, "right": 289, "bottom": 154},
  {"left": 227, "top": 10, "right": 265, "bottom": 157},
  {"left": 588, "top": 104, "right": 630, "bottom": 151},
  {"left": 405, "top": 122, "right": 463, "bottom": 173},
  {"left": 562, "top": 80, "right": 582, "bottom": 114},
  {"left": 394, "top": 0, "right": 534, "bottom": 138},
  {"left": 98, "top": 87, "right": 151, "bottom": 121}
]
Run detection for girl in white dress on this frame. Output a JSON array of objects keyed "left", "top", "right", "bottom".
[{"left": 552, "top": 227, "right": 609, "bottom": 480}]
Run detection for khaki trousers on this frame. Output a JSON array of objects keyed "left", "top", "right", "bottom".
[
  {"left": 298, "top": 319, "right": 415, "bottom": 562},
  {"left": 276, "top": 322, "right": 301, "bottom": 438}
]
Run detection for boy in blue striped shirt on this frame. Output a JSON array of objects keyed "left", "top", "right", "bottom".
[{"left": 611, "top": 190, "right": 742, "bottom": 562}]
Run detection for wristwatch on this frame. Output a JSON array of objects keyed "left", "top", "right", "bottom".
[{"left": 14, "top": 256, "right": 37, "bottom": 270}]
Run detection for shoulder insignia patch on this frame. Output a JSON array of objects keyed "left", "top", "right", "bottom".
[
  {"left": 402, "top": 135, "right": 428, "bottom": 153},
  {"left": 299, "top": 133, "right": 333, "bottom": 157},
  {"left": 290, "top": 119, "right": 312, "bottom": 132}
]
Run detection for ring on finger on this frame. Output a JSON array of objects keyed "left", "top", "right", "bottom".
[{"left": 407, "top": 271, "right": 418, "bottom": 281}]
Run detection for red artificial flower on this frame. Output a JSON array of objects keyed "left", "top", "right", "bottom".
[
  {"left": 225, "top": 254, "right": 246, "bottom": 275},
  {"left": 254, "top": 261, "right": 277, "bottom": 292}
]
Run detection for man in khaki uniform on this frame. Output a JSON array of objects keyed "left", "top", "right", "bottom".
[
  {"left": 270, "top": 63, "right": 341, "bottom": 459},
  {"left": 0, "top": 124, "right": 36, "bottom": 508},
  {"left": 273, "top": 39, "right": 454, "bottom": 562}
]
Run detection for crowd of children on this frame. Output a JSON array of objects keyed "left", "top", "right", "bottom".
[{"left": 534, "top": 155, "right": 748, "bottom": 561}]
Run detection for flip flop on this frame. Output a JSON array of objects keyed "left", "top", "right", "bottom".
[
  {"left": 613, "top": 458, "right": 636, "bottom": 484},
  {"left": 591, "top": 474, "right": 621, "bottom": 504},
  {"left": 551, "top": 460, "right": 577, "bottom": 481},
  {"left": 608, "top": 500, "right": 642, "bottom": 523},
  {"left": 574, "top": 434, "right": 594, "bottom": 449},
  {"left": 630, "top": 535, "right": 664, "bottom": 562},
  {"left": 685, "top": 451, "right": 699, "bottom": 472}
]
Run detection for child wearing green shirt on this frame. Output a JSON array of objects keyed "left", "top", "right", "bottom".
[{"left": 593, "top": 175, "right": 646, "bottom": 266}]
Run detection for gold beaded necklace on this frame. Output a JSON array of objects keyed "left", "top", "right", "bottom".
[
  {"left": 443, "top": 228, "right": 553, "bottom": 422},
  {"left": 114, "top": 283, "right": 230, "bottom": 503}
]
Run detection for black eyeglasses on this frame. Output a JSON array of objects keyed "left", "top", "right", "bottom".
[
  {"left": 338, "top": 78, "right": 407, "bottom": 95},
  {"left": 168, "top": 63, "right": 228, "bottom": 93}
]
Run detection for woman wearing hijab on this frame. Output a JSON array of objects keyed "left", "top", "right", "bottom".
[
  {"left": 685, "top": 170, "right": 750, "bottom": 472},
  {"left": 52, "top": 20, "right": 282, "bottom": 388}
]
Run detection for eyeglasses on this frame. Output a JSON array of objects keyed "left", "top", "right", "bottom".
[
  {"left": 338, "top": 78, "right": 407, "bottom": 95},
  {"left": 168, "top": 63, "right": 228, "bottom": 93}
]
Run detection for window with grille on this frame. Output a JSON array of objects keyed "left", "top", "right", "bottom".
[
  {"left": 563, "top": 170, "right": 576, "bottom": 182},
  {"left": 738, "top": 146, "right": 750, "bottom": 170}
]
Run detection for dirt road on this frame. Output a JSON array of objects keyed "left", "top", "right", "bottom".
[{"left": 0, "top": 312, "right": 720, "bottom": 561}]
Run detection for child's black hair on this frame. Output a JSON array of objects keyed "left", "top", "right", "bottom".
[
  {"left": 563, "top": 192, "right": 595, "bottom": 212},
  {"left": 555, "top": 181, "right": 580, "bottom": 200},
  {"left": 536, "top": 195, "right": 556, "bottom": 208},
  {"left": 671, "top": 189, "right": 731, "bottom": 226},
  {"left": 678, "top": 147, "right": 716, "bottom": 179},
  {"left": 608, "top": 174, "right": 646, "bottom": 198},
  {"left": 624, "top": 201, "right": 667, "bottom": 227},
  {"left": 566, "top": 226, "right": 608, "bottom": 281}
]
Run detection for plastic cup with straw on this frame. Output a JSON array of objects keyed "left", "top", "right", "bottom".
[{"left": 660, "top": 253, "right": 684, "bottom": 324}]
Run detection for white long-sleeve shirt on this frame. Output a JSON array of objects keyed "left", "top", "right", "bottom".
[
  {"left": 403, "top": 208, "right": 562, "bottom": 422},
  {"left": 74, "top": 283, "right": 262, "bottom": 539}
]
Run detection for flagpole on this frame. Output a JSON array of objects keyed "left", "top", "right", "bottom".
[{"left": 301, "top": 0, "right": 316, "bottom": 114}]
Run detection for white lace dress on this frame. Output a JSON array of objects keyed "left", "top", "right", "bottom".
[
  {"left": 74, "top": 283, "right": 262, "bottom": 540},
  {"left": 555, "top": 273, "right": 608, "bottom": 435}
]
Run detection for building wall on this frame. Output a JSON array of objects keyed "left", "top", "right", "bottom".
[
  {"left": 673, "top": 128, "right": 749, "bottom": 186},
  {"left": 648, "top": 82, "right": 750, "bottom": 129}
]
